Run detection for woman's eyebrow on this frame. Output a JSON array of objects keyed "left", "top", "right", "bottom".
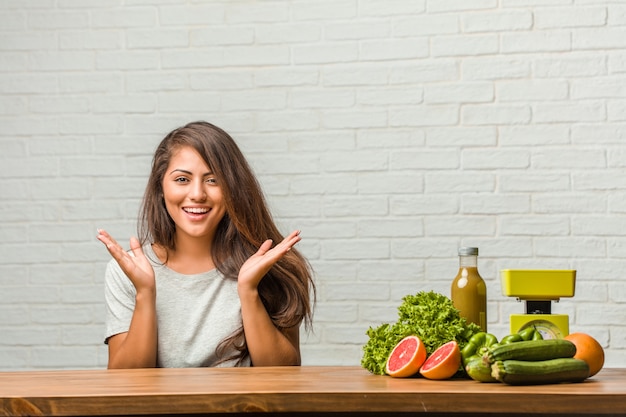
[{"left": 169, "top": 168, "right": 213, "bottom": 176}]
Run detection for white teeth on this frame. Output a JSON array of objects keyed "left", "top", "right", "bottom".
[{"left": 184, "top": 207, "right": 208, "bottom": 214}]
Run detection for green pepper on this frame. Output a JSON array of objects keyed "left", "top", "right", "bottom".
[
  {"left": 461, "top": 332, "right": 499, "bottom": 366},
  {"left": 518, "top": 326, "right": 537, "bottom": 341},
  {"left": 500, "top": 333, "right": 523, "bottom": 344},
  {"left": 462, "top": 332, "right": 499, "bottom": 383}
]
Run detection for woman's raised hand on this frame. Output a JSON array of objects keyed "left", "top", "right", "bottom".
[
  {"left": 237, "top": 230, "right": 301, "bottom": 293},
  {"left": 97, "top": 229, "right": 156, "bottom": 292}
]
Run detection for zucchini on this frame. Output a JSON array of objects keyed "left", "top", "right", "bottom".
[
  {"left": 491, "top": 358, "right": 589, "bottom": 385},
  {"left": 484, "top": 339, "right": 576, "bottom": 365}
]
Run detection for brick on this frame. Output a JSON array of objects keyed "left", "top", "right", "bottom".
[
  {"left": 59, "top": 30, "right": 122, "bottom": 50},
  {"left": 572, "top": 77, "right": 626, "bottom": 99},
  {"left": 609, "top": 99, "right": 626, "bottom": 121},
  {"left": 535, "top": 6, "right": 607, "bottom": 29},
  {"left": 0, "top": 96, "right": 27, "bottom": 115},
  {"left": 29, "top": 51, "right": 94, "bottom": 71},
  {"left": 59, "top": 73, "right": 123, "bottom": 93},
  {"left": 426, "top": 127, "right": 497, "bottom": 147},
  {"left": 359, "top": 129, "right": 425, "bottom": 148},
  {"left": 255, "top": 68, "right": 319, "bottom": 87},
  {"left": 390, "top": 195, "right": 459, "bottom": 216},
  {"left": 92, "top": 7, "right": 156, "bottom": 28},
  {"left": 127, "top": 72, "right": 186, "bottom": 92},
  {"left": 324, "top": 66, "right": 388, "bottom": 86},
  {"left": 326, "top": 21, "right": 389, "bottom": 41},
  {"left": 127, "top": 29, "right": 188, "bottom": 48},
  {"left": 535, "top": 53, "right": 607, "bottom": 77},
  {"left": 93, "top": 94, "right": 156, "bottom": 113},
  {"left": 425, "top": 82, "right": 493, "bottom": 104},
  {"left": 574, "top": 28, "right": 626, "bottom": 50},
  {"left": 390, "top": 105, "right": 458, "bottom": 127},
  {"left": 28, "top": 11, "right": 89, "bottom": 29},
  {"left": 462, "top": 104, "right": 531, "bottom": 125},
  {"left": 497, "top": 80, "right": 569, "bottom": 101},
  {"left": 461, "top": 194, "right": 530, "bottom": 214},
  {"left": 222, "top": 90, "right": 287, "bottom": 111},
  {"left": 360, "top": 0, "right": 425, "bottom": 16},
  {"left": 462, "top": 57, "right": 530, "bottom": 80},
  {"left": 533, "top": 149, "right": 606, "bottom": 169},
  {"left": 425, "top": 172, "right": 496, "bottom": 193},
  {"left": 462, "top": 10, "right": 532, "bottom": 32},
  {"left": 0, "top": 52, "right": 28, "bottom": 72},
  {"left": 96, "top": 50, "right": 160, "bottom": 70},
  {"left": 157, "top": 92, "right": 220, "bottom": 113},
  {"left": 424, "top": 216, "right": 496, "bottom": 236},
  {"left": 360, "top": 38, "right": 429, "bottom": 61},
  {"left": 534, "top": 194, "right": 607, "bottom": 214},
  {"left": 391, "top": 150, "right": 459, "bottom": 169},
  {"left": 533, "top": 101, "right": 605, "bottom": 123},
  {"left": 500, "top": 215, "right": 571, "bottom": 236},
  {"left": 463, "top": 149, "right": 529, "bottom": 169},
  {"left": 293, "top": 43, "right": 358, "bottom": 65},
  {"left": 322, "top": 109, "right": 387, "bottom": 129},
  {"left": 225, "top": 2, "right": 289, "bottom": 23},
  {"left": 535, "top": 237, "right": 606, "bottom": 258},
  {"left": 29, "top": 96, "right": 90, "bottom": 114},
  {"left": 432, "top": 34, "right": 499, "bottom": 57},
  {"left": 0, "top": 74, "right": 57, "bottom": 94},
  {"left": 499, "top": 125, "right": 570, "bottom": 145},
  {"left": 394, "top": 14, "right": 458, "bottom": 36},
  {"left": 572, "top": 124, "right": 626, "bottom": 144},
  {"left": 323, "top": 196, "right": 388, "bottom": 217},
  {"left": 191, "top": 27, "right": 255, "bottom": 46},
  {"left": 292, "top": 0, "right": 357, "bottom": 21},
  {"left": 390, "top": 60, "right": 459, "bottom": 84},
  {"left": 499, "top": 173, "right": 570, "bottom": 192}
]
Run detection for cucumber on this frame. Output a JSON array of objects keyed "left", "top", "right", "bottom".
[
  {"left": 491, "top": 358, "right": 590, "bottom": 385},
  {"left": 484, "top": 339, "right": 576, "bottom": 365}
]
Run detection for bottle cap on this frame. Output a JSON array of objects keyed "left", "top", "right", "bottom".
[{"left": 458, "top": 247, "right": 478, "bottom": 256}]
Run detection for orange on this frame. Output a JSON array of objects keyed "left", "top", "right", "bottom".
[
  {"left": 419, "top": 340, "right": 461, "bottom": 380},
  {"left": 564, "top": 332, "right": 605, "bottom": 377},
  {"left": 385, "top": 335, "right": 427, "bottom": 378}
]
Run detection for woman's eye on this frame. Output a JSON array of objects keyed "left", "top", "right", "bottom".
[
  {"left": 206, "top": 178, "right": 217, "bottom": 184},
  {"left": 174, "top": 177, "right": 189, "bottom": 183}
]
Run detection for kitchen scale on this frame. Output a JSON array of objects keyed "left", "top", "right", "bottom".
[{"left": 500, "top": 269, "right": 576, "bottom": 339}]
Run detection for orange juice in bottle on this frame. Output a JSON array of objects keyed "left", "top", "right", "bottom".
[{"left": 451, "top": 247, "right": 487, "bottom": 331}]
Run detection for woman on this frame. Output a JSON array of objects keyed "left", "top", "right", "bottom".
[{"left": 97, "top": 121, "right": 315, "bottom": 369}]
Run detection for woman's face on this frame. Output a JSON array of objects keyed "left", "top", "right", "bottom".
[{"left": 161, "top": 146, "right": 226, "bottom": 244}]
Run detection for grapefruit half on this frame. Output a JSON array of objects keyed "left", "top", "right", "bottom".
[
  {"left": 419, "top": 340, "right": 461, "bottom": 380},
  {"left": 385, "top": 335, "right": 427, "bottom": 378}
]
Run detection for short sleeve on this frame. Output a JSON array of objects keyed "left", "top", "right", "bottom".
[{"left": 103, "top": 259, "right": 136, "bottom": 344}]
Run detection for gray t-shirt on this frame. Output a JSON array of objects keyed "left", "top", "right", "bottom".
[{"left": 104, "top": 244, "right": 250, "bottom": 367}]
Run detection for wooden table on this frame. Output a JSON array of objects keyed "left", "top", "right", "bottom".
[{"left": 1, "top": 366, "right": 625, "bottom": 416}]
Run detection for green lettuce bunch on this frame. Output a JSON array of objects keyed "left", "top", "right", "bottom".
[{"left": 361, "top": 291, "right": 481, "bottom": 375}]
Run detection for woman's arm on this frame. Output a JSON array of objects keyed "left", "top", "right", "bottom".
[
  {"left": 237, "top": 230, "right": 303, "bottom": 366},
  {"left": 98, "top": 229, "right": 158, "bottom": 369}
]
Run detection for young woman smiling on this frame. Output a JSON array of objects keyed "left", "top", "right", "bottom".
[{"left": 97, "top": 121, "right": 315, "bottom": 369}]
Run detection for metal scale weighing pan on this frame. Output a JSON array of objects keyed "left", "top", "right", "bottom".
[{"left": 501, "top": 269, "right": 576, "bottom": 339}]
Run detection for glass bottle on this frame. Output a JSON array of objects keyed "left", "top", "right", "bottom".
[{"left": 451, "top": 247, "right": 487, "bottom": 331}]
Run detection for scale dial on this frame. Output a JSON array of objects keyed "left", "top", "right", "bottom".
[{"left": 519, "top": 320, "right": 564, "bottom": 340}]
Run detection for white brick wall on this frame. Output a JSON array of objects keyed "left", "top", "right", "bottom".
[{"left": 1, "top": 1, "right": 626, "bottom": 370}]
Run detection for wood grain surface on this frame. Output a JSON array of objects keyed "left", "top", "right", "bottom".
[{"left": 1, "top": 366, "right": 625, "bottom": 416}]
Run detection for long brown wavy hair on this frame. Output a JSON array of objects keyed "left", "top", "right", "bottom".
[{"left": 138, "top": 121, "right": 315, "bottom": 365}]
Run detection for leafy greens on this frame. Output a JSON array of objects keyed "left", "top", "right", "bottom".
[{"left": 361, "top": 291, "right": 481, "bottom": 375}]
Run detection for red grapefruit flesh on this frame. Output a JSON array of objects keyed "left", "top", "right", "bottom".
[
  {"left": 385, "top": 335, "right": 427, "bottom": 378},
  {"left": 419, "top": 340, "right": 461, "bottom": 380}
]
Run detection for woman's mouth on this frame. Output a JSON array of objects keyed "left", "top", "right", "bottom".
[{"left": 183, "top": 207, "right": 209, "bottom": 214}]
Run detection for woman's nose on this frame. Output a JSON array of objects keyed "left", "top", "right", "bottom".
[{"left": 189, "top": 180, "right": 207, "bottom": 201}]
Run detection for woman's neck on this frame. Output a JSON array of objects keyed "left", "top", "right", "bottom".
[{"left": 154, "top": 235, "right": 216, "bottom": 275}]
